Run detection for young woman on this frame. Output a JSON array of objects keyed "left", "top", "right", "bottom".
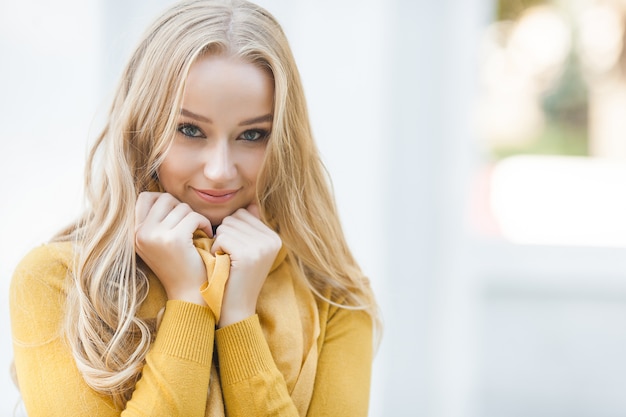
[{"left": 9, "top": 0, "right": 380, "bottom": 415}]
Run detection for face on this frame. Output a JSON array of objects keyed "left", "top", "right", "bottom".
[{"left": 158, "top": 54, "right": 274, "bottom": 226}]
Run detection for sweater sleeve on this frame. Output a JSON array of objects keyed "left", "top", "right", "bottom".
[
  {"left": 215, "top": 305, "right": 373, "bottom": 416},
  {"left": 306, "top": 306, "right": 374, "bottom": 417},
  {"left": 10, "top": 244, "right": 215, "bottom": 417},
  {"left": 216, "top": 315, "right": 300, "bottom": 416}
]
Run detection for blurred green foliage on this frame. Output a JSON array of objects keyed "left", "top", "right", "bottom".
[
  {"left": 497, "top": 0, "right": 548, "bottom": 20},
  {"left": 490, "top": 0, "right": 590, "bottom": 159}
]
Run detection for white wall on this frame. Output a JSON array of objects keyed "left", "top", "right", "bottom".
[{"left": 0, "top": 1, "right": 100, "bottom": 414}]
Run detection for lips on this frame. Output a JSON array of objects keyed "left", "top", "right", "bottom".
[
  {"left": 193, "top": 187, "right": 239, "bottom": 203},
  {"left": 198, "top": 188, "right": 237, "bottom": 197}
]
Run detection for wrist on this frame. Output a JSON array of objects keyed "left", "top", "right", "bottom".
[
  {"left": 167, "top": 287, "right": 208, "bottom": 307},
  {"left": 217, "top": 307, "right": 255, "bottom": 328}
]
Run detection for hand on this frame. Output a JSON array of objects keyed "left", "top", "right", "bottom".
[
  {"left": 211, "top": 204, "right": 282, "bottom": 327},
  {"left": 135, "top": 192, "right": 213, "bottom": 305}
]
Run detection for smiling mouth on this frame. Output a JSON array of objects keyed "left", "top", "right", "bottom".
[
  {"left": 194, "top": 188, "right": 238, "bottom": 203},
  {"left": 200, "top": 189, "right": 236, "bottom": 197}
]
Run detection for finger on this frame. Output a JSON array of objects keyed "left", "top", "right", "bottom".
[
  {"left": 210, "top": 230, "right": 246, "bottom": 256},
  {"left": 178, "top": 211, "right": 214, "bottom": 238},
  {"left": 212, "top": 214, "right": 273, "bottom": 255},
  {"left": 135, "top": 192, "right": 161, "bottom": 226},
  {"left": 142, "top": 193, "right": 181, "bottom": 225},
  {"left": 196, "top": 214, "right": 214, "bottom": 238},
  {"left": 228, "top": 208, "right": 269, "bottom": 234},
  {"left": 160, "top": 202, "right": 193, "bottom": 229}
]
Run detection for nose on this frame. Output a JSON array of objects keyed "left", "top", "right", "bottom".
[{"left": 203, "top": 138, "right": 237, "bottom": 182}]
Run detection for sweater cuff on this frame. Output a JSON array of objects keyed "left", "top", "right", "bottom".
[
  {"left": 152, "top": 300, "right": 215, "bottom": 365},
  {"left": 215, "top": 315, "right": 275, "bottom": 384}
]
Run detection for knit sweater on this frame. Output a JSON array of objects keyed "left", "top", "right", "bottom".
[{"left": 9, "top": 240, "right": 373, "bottom": 416}]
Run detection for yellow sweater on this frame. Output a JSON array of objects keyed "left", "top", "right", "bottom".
[{"left": 10, "top": 241, "right": 373, "bottom": 416}]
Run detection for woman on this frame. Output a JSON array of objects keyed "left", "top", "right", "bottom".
[{"left": 9, "top": 0, "right": 379, "bottom": 415}]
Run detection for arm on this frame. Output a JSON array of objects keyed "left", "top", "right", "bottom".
[
  {"left": 215, "top": 303, "right": 374, "bottom": 416},
  {"left": 10, "top": 245, "right": 215, "bottom": 417},
  {"left": 216, "top": 315, "right": 299, "bottom": 416},
  {"left": 124, "top": 300, "right": 215, "bottom": 416},
  {"left": 306, "top": 306, "right": 374, "bottom": 416}
]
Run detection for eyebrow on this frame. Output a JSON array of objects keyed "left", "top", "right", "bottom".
[
  {"left": 180, "top": 108, "right": 273, "bottom": 126},
  {"left": 180, "top": 108, "right": 211, "bottom": 122},
  {"left": 239, "top": 114, "right": 273, "bottom": 126}
]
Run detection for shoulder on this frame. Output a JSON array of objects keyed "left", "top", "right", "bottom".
[
  {"left": 314, "top": 293, "right": 374, "bottom": 369},
  {"left": 315, "top": 288, "right": 373, "bottom": 338},
  {"left": 10, "top": 241, "right": 75, "bottom": 344},
  {"left": 10, "top": 241, "right": 75, "bottom": 296}
]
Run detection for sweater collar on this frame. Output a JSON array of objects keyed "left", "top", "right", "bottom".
[{"left": 193, "top": 229, "right": 287, "bottom": 273}]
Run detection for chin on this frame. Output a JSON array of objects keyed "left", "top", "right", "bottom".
[
  {"left": 208, "top": 208, "right": 241, "bottom": 226},
  {"left": 199, "top": 204, "right": 249, "bottom": 227},
  {"left": 205, "top": 213, "right": 226, "bottom": 227}
]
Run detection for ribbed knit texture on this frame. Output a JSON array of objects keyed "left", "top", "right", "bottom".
[
  {"left": 152, "top": 300, "right": 215, "bottom": 364},
  {"left": 216, "top": 315, "right": 274, "bottom": 384}
]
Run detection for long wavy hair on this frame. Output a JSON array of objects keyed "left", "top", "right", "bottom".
[{"left": 55, "top": 0, "right": 379, "bottom": 409}]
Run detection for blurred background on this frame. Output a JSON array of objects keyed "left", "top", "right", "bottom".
[{"left": 1, "top": 0, "right": 626, "bottom": 416}]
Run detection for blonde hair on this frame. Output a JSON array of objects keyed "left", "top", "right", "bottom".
[{"left": 56, "top": 0, "right": 380, "bottom": 408}]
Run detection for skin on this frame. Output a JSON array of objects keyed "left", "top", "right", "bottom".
[{"left": 135, "top": 54, "right": 282, "bottom": 327}]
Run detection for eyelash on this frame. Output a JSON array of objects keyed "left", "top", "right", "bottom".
[
  {"left": 177, "top": 123, "right": 204, "bottom": 138},
  {"left": 240, "top": 129, "right": 270, "bottom": 142},
  {"left": 177, "top": 123, "right": 270, "bottom": 142}
]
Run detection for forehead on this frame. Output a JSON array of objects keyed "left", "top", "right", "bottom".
[
  {"left": 187, "top": 54, "right": 271, "bottom": 88},
  {"left": 181, "top": 54, "right": 274, "bottom": 120}
]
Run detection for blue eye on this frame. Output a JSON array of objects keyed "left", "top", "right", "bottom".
[
  {"left": 240, "top": 129, "right": 269, "bottom": 142},
  {"left": 178, "top": 123, "right": 204, "bottom": 138}
]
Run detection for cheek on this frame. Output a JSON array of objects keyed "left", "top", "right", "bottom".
[
  {"left": 158, "top": 146, "right": 197, "bottom": 187},
  {"left": 242, "top": 147, "right": 267, "bottom": 183}
]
